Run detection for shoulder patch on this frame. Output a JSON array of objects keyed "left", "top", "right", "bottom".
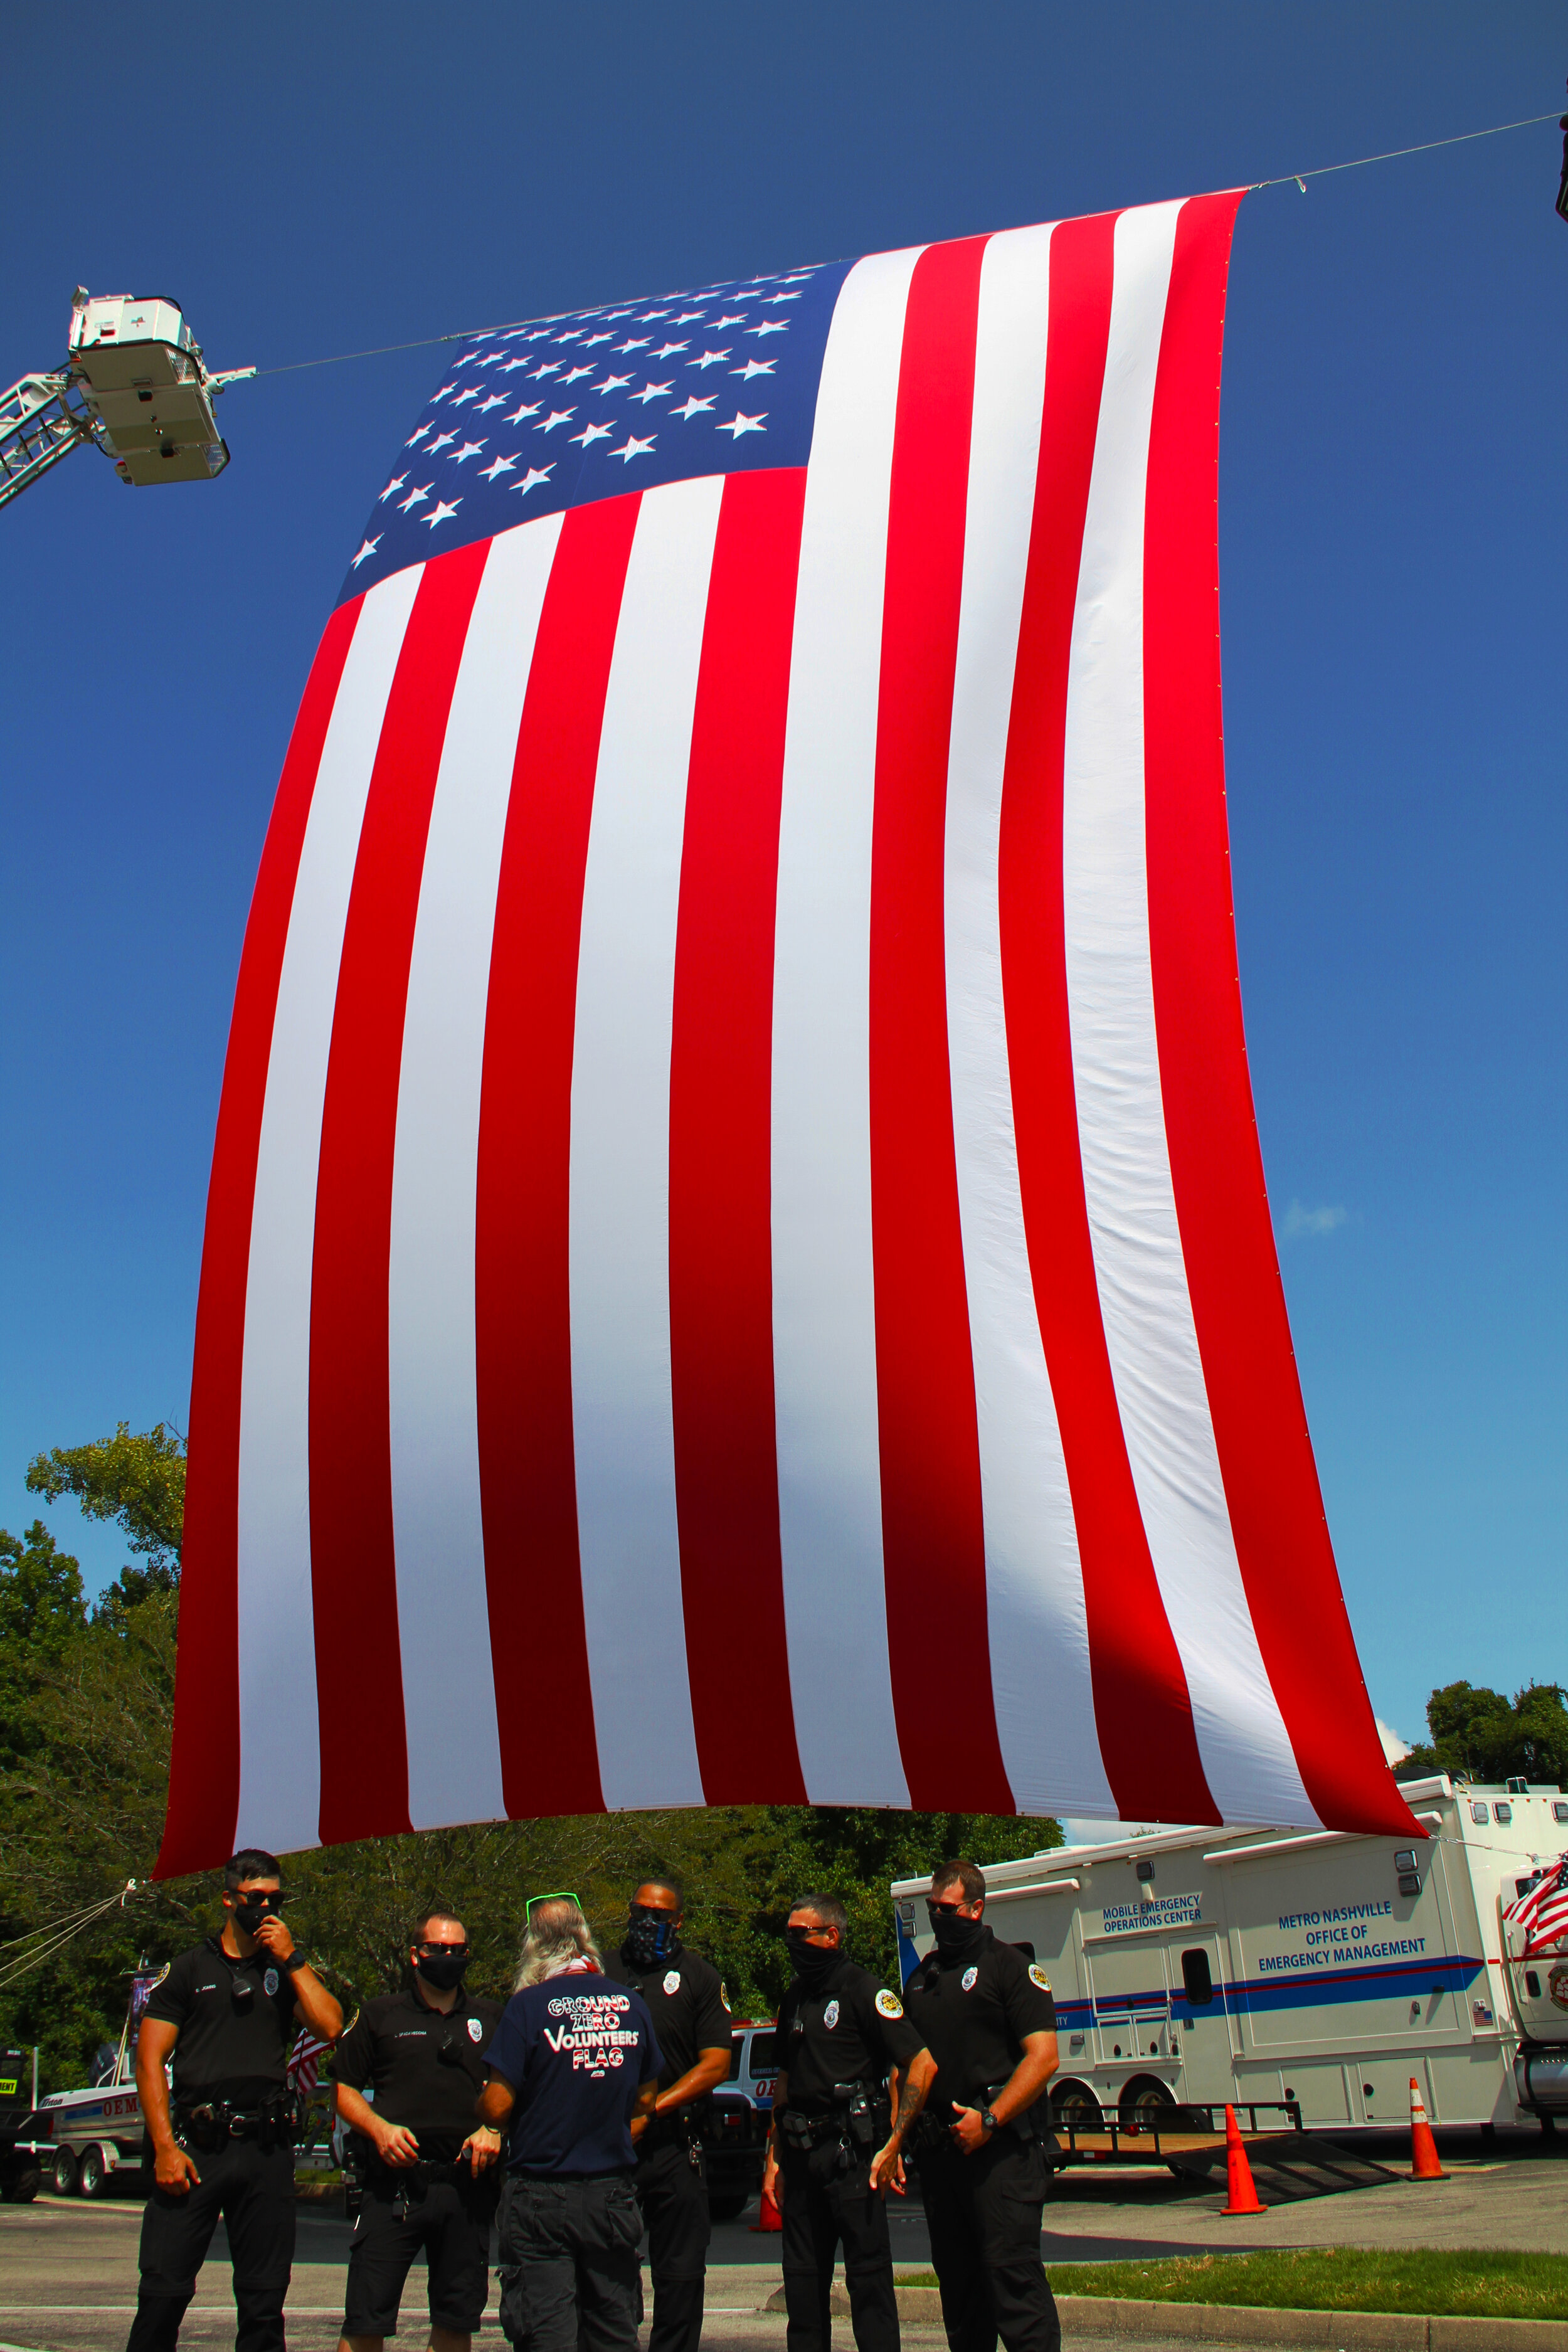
[
  {"left": 874, "top": 1988, "right": 904, "bottom": 2020},
  {"left": 344, "top": 2008, "right": 360, "bottom": 2035},
  {"left": 1028, "top": 1964, "right": 1051, "bottom": 1993},
  {"left": 720, "top": 1982, "right": 731, "bottom": 2010}
]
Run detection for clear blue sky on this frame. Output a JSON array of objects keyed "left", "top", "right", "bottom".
[{"left": 2, "top": 4, "right": 1563, "bottom": 1757}]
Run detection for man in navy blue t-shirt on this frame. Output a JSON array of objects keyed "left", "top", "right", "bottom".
[{"left": 479, "top": 1899, "right": 662, "bottom": 2352}]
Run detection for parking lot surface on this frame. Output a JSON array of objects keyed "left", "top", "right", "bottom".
[{"left": 2, "top": 2133, "right": 1565, "bottom": 2352}]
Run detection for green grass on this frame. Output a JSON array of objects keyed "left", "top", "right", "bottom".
[{"left": 896, "top": 2249, "right": 1568, "bottom": 2321}]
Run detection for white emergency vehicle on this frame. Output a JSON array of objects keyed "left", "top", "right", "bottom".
[{"left": 891, "top": 1777, "right": 1568, "bottom": 2137}]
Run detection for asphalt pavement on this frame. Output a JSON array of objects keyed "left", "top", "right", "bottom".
[{"left": 3, "top": 2131, "right": 1565, "bottom": 2352}]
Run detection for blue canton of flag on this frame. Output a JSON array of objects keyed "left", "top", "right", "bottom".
[{"left": 342, "top": 258, "right": 853, "bottom": 603}]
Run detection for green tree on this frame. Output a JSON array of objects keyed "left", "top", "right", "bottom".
[
  {"left": 1396, "top": 1682, "right": 1568, "bottom": 1785},
  {"left": 27, "top": 1422, "right": 186, "bottom": 1604}
]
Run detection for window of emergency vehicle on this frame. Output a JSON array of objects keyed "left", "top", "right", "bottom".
[
  {"left": 748, "top": 2033, "right": 779, "bottom": 2073},
  {"left": 1495, "top": 1803, "right": 1513, "bottom": 1823}
]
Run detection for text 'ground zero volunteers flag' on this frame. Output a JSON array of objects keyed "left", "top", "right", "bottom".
[{"left": 159, "top": 191, "right": 1417, "bottom": 1873}]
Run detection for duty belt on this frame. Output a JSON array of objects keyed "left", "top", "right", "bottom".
[
  {"left": 174, "top": 2092, "right": 299, "bottom": 2153},
  {"left": 780, "top": 2083, "right": 889, "bottom": 2161}
]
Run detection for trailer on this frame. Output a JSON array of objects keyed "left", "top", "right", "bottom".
[{"left": 891, "top": 1777, "right": 1568, "bottom": 2143}]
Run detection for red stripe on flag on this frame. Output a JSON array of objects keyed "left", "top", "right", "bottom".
[
  {"left": 669, "top": 468, "right": 810, "bottom": 1806},
  {"left": 1143, "top": 191, "right": 1414, "bottom": 1840},
  {"left": 870, "top": 235, "right": 1015, "bottom": 1813},
  {"left": 309, "top": 542, "right": 490, "bottom": 1846},
  {"left": 999, "top": 211, "right": 1219, "bottom": 1826},
  {"left": 157, "top": 598, "right": 363, "bottom": 1877},
  {"left": 475, "top": 497, "right": 642, "bottom": 1819}
]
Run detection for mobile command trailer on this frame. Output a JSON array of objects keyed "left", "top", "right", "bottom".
[{"left": 891, "top": 1779, "right": 1568, "bottom": 2139}]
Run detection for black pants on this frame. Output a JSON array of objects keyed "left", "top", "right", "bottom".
[
  {"left": 778, "top": 2141, "right": 898, "bottom": 2352},
  {"left": 914, "top": 2134, "right": 1059, "bottom": 2352},
  {"left": 125, "top": 2137, "right": 295, "bottom": 2352},
  {"left": 496, "top": 2171, "right": 642, "bottom": 2352},
  {"left": 343, "top": 2168, "right": 498, "bottom": 2336},
  {"left": 633, "top": 2136, "right": 709, "bottom": 2352}
]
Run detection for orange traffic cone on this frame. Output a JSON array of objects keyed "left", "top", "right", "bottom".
[
  {"left": 1407, "top": 2077, "right": 1448, "bottom": 2180},
  {"left": 1221, "top": 2103, "right": 1267, "bottom": 2215},
  {"left": 751, "top": 2170, "right": 783, "bottom": 2232}
]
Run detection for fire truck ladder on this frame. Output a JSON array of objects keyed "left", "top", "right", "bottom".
[{"left": 0, "top": 370, "right": 105, "bottom": 512}]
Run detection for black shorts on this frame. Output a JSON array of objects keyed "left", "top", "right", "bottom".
[{"left": 343, "top": 2171, "right": 497, "bottom": 2336}]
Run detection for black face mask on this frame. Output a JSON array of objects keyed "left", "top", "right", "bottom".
[
  {"left": 233, "top": 1891, "right": 281, "bottom": 1933},
  {"left": 786, "top": 1929, "right": 839, "bottom": 1989},
  {"left": 415, "top": 1952, "right": 468, "bottom": 1993},
  {"left": 928, "top": 1907, "right": 985, "bottom": 1961},
  {"left": 623, "top": 1907, "right": 677, "bottom": 1971}
]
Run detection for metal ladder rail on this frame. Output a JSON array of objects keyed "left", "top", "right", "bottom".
[{"left": 0, "top": 372, "right": 103, "bottom": 512}]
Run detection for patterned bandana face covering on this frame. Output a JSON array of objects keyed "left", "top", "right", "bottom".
[{"left": 624, "top": 1906, "right": 676, "bottom": 1970}]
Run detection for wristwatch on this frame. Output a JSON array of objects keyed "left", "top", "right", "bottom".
[
  {"left": 978, "top": 2107, "right": 999, "bottom": 2136},
  {"left": 279, "top": 1948, "right": 309, "bottom": 1973}
]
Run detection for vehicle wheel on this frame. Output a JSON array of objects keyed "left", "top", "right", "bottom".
[
  {"left": 1051, "top": 2084, "right": 1104, "bottom": 2134},
  {"left": 1118, "top": 2080, "right": 1176, "bottom": 2131},
  {"left": 51, "top": 2147, "right": 78, "bottom": 2196},
  {"left": 2, "top": 2166, "right": 41, "bottom": 2203},
  {"left": 707, "top": 2191, "right": 748, "bottom": 2222},
  {"left": 78, "top": 2144, "right": 109, "bottom": 2199}
]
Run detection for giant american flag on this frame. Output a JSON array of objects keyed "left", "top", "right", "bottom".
[{"left": 156, "top": 191, "right": 1416, "bottom": 1874}]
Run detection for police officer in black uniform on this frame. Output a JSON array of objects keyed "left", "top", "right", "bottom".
[
  {"left": 127, "top": 1847, "right": 343, "bottom": 2352},
  {"left": 896, "top": 1861, "right": 1061, "bottom": 2352},
  {"left": 333, "top": 1908, "right": 504, "bottom": 2352},
  {"left": 760, "top": 1892, "right": 930, "bottom": 2352},
  {"left": 615, "top": 1877, "right": 733, "bottom": 2352}
]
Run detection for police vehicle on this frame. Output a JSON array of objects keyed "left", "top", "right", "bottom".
[
  {"left": 891, "top": 1777, "right": 1568, "bottom": 2140},
  {"left": 695, "top": 2020, "right": 778, "bottom": 2220}
]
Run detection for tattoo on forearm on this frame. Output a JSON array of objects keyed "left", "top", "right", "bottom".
[{"left": 891, "top": 2075, "right": 929, "bottom": 2134}]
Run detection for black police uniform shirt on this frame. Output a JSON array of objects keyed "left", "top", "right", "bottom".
[
  {"left": 901, "top": 1927, "right": 1057, "bottom": 2120},
  {"left": 142, "top": 1935, "right": 299, "bottom": 2104},
  {"left": 334, "top": 1981, "right": 505, "bottom": 2164},
  {"left": 775, "top": 1957, "right": 923, "bottom": 2117},
  {"left": 616, "top": 1939, "right": 731, "bottom": 2098},
  {"left": 483, "top": 1969, "right": 662, "bottom": 2175}
]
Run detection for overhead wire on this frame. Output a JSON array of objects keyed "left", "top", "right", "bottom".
[
  {"left": 242, "top": 106, "right": 1564, "bottom": 386},
  {"left": 0, "top": 1880, "right": 143, "bottom": 1993}
]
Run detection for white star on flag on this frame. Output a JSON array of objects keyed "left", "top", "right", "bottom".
[
  {"left": 631, "top": 381, "right": 674, "bottom": 405},
  {"left": 593, "top": 374, "right": 633, "bottom": 395},
  {"left": 732, "top": 360, "right": 775, "bottom": 381},
  {"left": 670, "top": 396, "right": 716, "bottom": 420},
  {"left": 689, "top": 349, "right": 731, "bottom": 371},
  {"left": 428, "top": 431, "right": 458, "bottom": 454},
  {"left": 500, "top": 358, "right": 532, "bottom": 373},
  {"left": 531, "top": 362, "right": 563, "bottom": 379},
  {"left": 561, "top": 366, "right": 595, "bottom": 384},
  {"left": 746, "top": 320, "right": 789, "bottom": 338},
  {"left": 650, "top": 342, "right": 689, "bottom": 361},
  {"left": 504, "top": 403, "right": 541, "bottom": 425},
  {"left": 670, "top": 310, "right": 706, "bottom": 324},
  {"left": 710, "top": 314, "right": 746, "bottom": 329},
  {"left": 476, "top": 394, "right": 506, "bottom": 414},
  {"left": 569, "top": 421, "right": 614, "bottom": 447},
  {"left": 583, "top": 332, "right": 615, "bottom": 347},
  {"left": 429, "top": 383, "right": 457, "bottom": 403},
  {"left": 515, "top": 465, "right": 554, "bottom": 494},
  {"left": 452, "top": 388, "right": 480, "bottom": 405},
  {"left": 615, "top": 337, "right": 651, "bottom": 354},
  {"left": 379, "top": 474, "right": 408, "bottom": 501},
  {"left": 608, "top": 434, "right": 655, "bottom": 462},
  {"left": 479, "top": 453, "right": 519, "bottom": 480},
  {"left": 450, "top": 442, "right": 486, "bottom": 464},
  {"left": 406, "top": 424, "right": 433, "bottom": 446},
  {"left": 761, "top": 291, "right": 801, "bottom": 305},
  {"left": 350, "top": 535, "right": 381, "bottom": 568},
  {"left": 424, "top": 498, "right": 462, "bottom": 528},
  {"left": 398, "top": 484, "right": 432, "bottom": 512},
  {"left": 536, "top": 410, "right": 576, "bottom": 432},
  {"left": 716, "top": 411, "right": 766, "bottom": 438}
]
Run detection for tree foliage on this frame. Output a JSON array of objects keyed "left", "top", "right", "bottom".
[
  {"left": 0, "top": 1425, "right": 1056, "bottom": 2089},
  {"left": 1396, "top": 1682, "right": 1568, "bottom": 1787}
]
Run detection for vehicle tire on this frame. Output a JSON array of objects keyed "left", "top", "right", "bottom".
[
  {"left": 707, "top": 2192, "right": 748, "bottom": 2222},
  {"left": 2, "top": 2166, "right": 41, "bottom": 2203},
  {"left": 1118, "top": 2079, "right": 1175, "bottom": 2130},
  {"left": 78, "top": 2144, "right": 109, "bottom": 2199},
  {"left": 1050, "top": 2082, "right": 1104, "bottom": 2134},
  {"left": 51, "top": 2146, "right": 78, "bottom": 2196}
]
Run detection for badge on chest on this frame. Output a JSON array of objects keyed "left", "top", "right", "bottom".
[
  {"left": 663, "top": 1969, "right": 681, "bottom": 1995},
  {"left": 823, "top": 1998, "right": 840, "bottom": 2030}
]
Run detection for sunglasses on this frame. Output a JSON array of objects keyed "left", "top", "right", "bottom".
[
  {"left": 525, "top": 1890, "right": 583, "bottom": 1922},
  {"left": 926, "top": 1899, "right": 972, "bottom": 1918},
  {"left": 417, "top": 1940, "right": 470, "bottom": 1956}
]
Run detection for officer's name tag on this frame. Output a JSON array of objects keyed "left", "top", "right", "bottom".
[{"left": 874, "top": 1989, "right": 904, "bottom": 2020}]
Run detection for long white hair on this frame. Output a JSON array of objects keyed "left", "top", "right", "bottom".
[{"left": 513, "top": 1897, "right": 604, "bottom": 1991}]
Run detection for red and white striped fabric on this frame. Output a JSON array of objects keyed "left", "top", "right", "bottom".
[
  {"left": 1504, "top": 1859, "right": 1568, "bottom": 1957},
  {"left": 157, "top": 191, "right": 1414, "bottom": 1873},
  {"left": 287, "top": 2029, "right": 331, "bottom": 2099}
]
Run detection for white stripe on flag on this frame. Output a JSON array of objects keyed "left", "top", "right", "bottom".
[
  {"left": 388, "top": 515, "right": 564, "bottom": 1831},
  {"left": 1061, "top": 201, "right": 1315, "bottom": 1826},
  {"left": 771, "top": 248, "right": 921, "bottom": 1808},
  {"left": 236, "top": 564, "right": 423, "bottom": 1855},
  {"left": 946, "top": 223, "right": 1119, "bottom": 1820},
  {"left": 569, "top": 475, "right": 722, "bottom": 1810}
]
